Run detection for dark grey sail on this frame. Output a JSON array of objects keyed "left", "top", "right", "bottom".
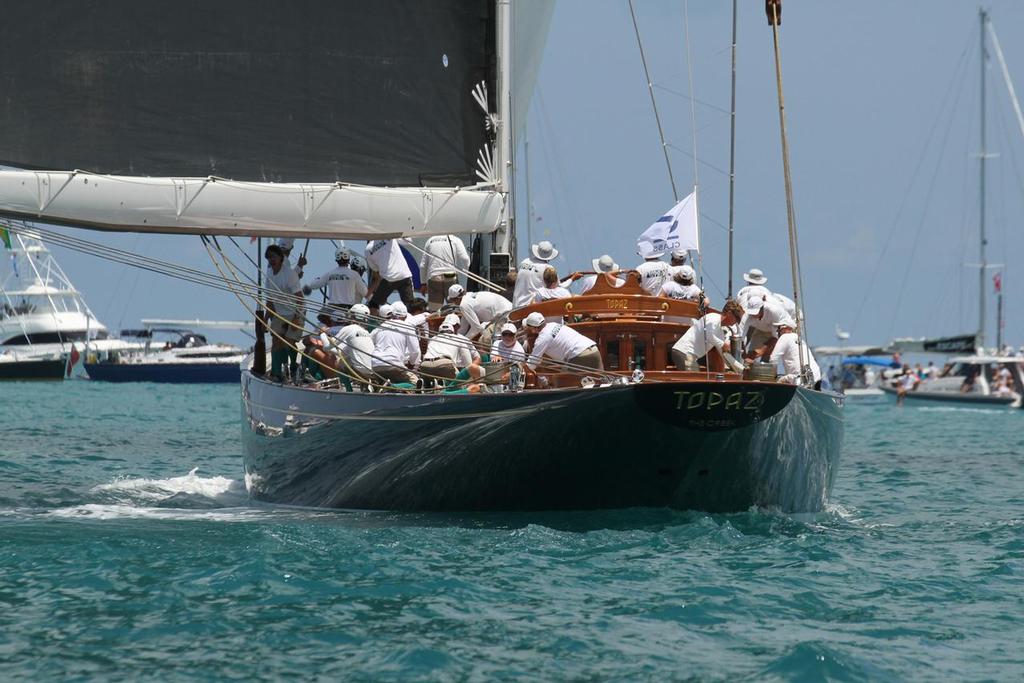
[{"left": 0, "top": 0, "right": 494, "bottom": 186}]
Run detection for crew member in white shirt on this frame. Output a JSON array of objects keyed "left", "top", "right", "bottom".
[
  {"left": 768, "top": 318, "right": 822, "bottom": 386},
  {"left": 419, "top": 234, "right": 471, "bottom": 311},
  {"left": 263, "top": 243, "right": 305, "bottom": 381},
  {"left": 447, "top": 284, "right": 513, "bottom": 344},
  {"left": 634, "top": 244, "right": 671, "bottom": 295},
  {"left": 740, "top": 294, "right": 788, "bottom": 359},
  {"left": 420, "top": 320, "right": 477, "bottom": 380},
  {"left": 365, "top": 238, "right": 414, "bottom": 314},
  {"left": 666, "top": 249, "right": 688, "bottom": 280},
  {"left": 736, "top": 267, "right": 771, "bottom": 310},
  {"left": 660, "top": 265, "right": 706, "bottom": 306},
  {"left": 302, "top": 248, "right": 367, "bottom": 325},
  {"left": 670, "top": 299, "right": 745, "bottom": 372},
  {"left": 533, "top": 267, "right": 573, "bottom": 303},
  {"left": 513, "top": 240, "right": 559, "bottom": 308},
  {"left": 490, "top": 322, "right": 528, "bottom": 363},
  {"left": 523, "top": 311, "right": 603, "bottom": 372},
  {"left": 275, "top": 237, "right": 307, "bottom": 278},
  {"left": 576, "top": 255, "right": 625, "bottom": 294},
  {"left": 319, "top": 303, "right": 375, "bottom": 385},
  {"left": 369, "top": 307, "right": 421, "bottom": 386}
]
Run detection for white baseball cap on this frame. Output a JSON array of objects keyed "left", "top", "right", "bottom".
[
  {"left": 379, "top": 303, "right": 393, "bottom": 318},
  {"left": 276, "top": 237, "right": 295, "bottom": 251},
  {"left": 670, "top": 249, "right": 687, "bottom": 261},
  {"left": 334, "top": 247, "right": 350, "bottom": 262},
  {"left": 439, "top": 322, "right": 455, "bottom": 332},
  {"left": 531, "top": 240, "right": 558, "bottom": 262},
  {"left": 744, "top": 296, "right": 765, "bottom": 315},
  {"left": 524, "top": 312, "right": 546, "bottom": 328},
  {"left": 447, "top": 283, "right": 466, "bottom": 300},
  {"left": 500, "top": 322, "right": 517, "bottom": 335},
  {"left": 443, "top": 313, "right": 461, "bottom": 328},
  {"left": 389, "top": 301, "right": 408, "bottom": 318},
  {"left": 591, "top": 254, "right": 619, "bottom": 273},
  {"left": 743, "top": 268, "right": 768, "bottom": 285},
  {"left": 678, "top": 265, "right": 696, "bottom": 281},
  {"left": 349, "top": 303, "right": 370, "bottom": 318}
]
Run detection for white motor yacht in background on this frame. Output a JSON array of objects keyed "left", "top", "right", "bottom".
[
  {"left": 881, "top": 355, "right": 1024, "bottom": 408},
  {"left": 1, "top": 231, "right": 138, "bottom": 380},
  {"left": 84, "top": 319, "right": 250, "bottom": 383}
]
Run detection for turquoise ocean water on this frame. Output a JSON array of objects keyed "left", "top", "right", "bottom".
[{"left": 1, "top": 381, "right": 1023, "bottom": 681}]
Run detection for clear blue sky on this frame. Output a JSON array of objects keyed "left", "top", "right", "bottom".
[{"left": 20, "top": 0, "right": 1024, "bottom": 350}]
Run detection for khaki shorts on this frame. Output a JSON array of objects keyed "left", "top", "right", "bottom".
[
  {"left": 427, "top": 274, "right": 458, "bottom": 310},
  {"left": 570, "top": 346, "right": 604, "bottom": 371},
  {"left": 419, "top": 357, "right": 458, "bottom": 380},
  {"left": 269, "top": 311, "right": 304, "bottom": 344}
]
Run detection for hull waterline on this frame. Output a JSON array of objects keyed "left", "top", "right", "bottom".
[
  {"left": 241, "top": 372, "right": 844, "bottom": 513},
  {"left": 0, "top": 357, "right": 66, "bottom": 381},
  {"left": 880, "top": 385, "right": 1018, "bottom": 408},
  {"left": 85, "top": 361, "right": 241, "bottom": 384}
]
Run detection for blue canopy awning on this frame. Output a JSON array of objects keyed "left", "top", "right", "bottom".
[{"left": 841, "top": 355, "right": 899, "bottom": 368}]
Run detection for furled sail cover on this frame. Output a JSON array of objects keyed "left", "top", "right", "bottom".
[{"left": 0, "top": 0, "right": 494, "bottom": 187}]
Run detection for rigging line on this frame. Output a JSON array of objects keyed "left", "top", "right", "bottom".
[
  {"left": 535, "top": 87, "right": 589, "bottom": 255},
  {"left": 988, "top": 22, "right": 1024, "bottom": 147},
  {"left": 849, "top": 28, "right": 975, "bottom": 336},
  {"left": 886, "top": 61, "right": 971, "bottom": 343},
  {"left": 401, "top": 239, "right": 502, "bottom": 293},
  {"left": 651, "top": 83, "right": 731, "bottom": 116},
  {"left": 665, "top": 143, "right": 729, "bottom": 177},
  {"left": 628, "top": 0, "right": 678, "bottom": 201}
]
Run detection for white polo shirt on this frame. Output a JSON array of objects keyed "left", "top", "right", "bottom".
[
  {"left": 672, "top": 313, "right": 728, "bottom": 359},
  {"left": 457, "top": 291, "right": 513, "bottom": 338},
  {"left": 370, "top": 320, "right": 421, "bottom": 369},
  {"left": 419, "top": 234, "right": 470, "bottom": 280},
  {"left": 512, "top": 258, "right": 550, "bottom": 308},
  {"left": 490, "top": 337, "right": 528, "bottom": 363},
  {"left": 424, "top": 332, "right": 477, "bottom": 367},
  {"left": 306, "top": 266, "right": 367, "bottom": 306},
  {"left": 365, "top": 239, "right": 412, "bottom": 283},
  {"left": 265, "top": 261, "right": 302, "bottom": 318},
  {"left": 533, "top": 286, "right": 572, "bottom": 303},
  {"left": 325, "top": 324, "right": 374, "bottom": 376},
  {"left": 527, "top": 323, "right": 597, "bottom": 370},
  {"left": 741, "top": 299, "right": 788, "bottom": 337},
  {"left": 577, "top": 273, "right": 625, "bottom": 293},
  {"left": 635, "top": 259, "right": 671, "bottom": 295},
  {"left": 660, "top": 281, "right": 702, "bottom": 301},
  {"left": 769, "top": 331, "right": 821, "bottom": 383}
]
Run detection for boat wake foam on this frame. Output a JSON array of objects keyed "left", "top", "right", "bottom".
[{"left": 89, "top": 467, "right": 248, "bottom": 509}]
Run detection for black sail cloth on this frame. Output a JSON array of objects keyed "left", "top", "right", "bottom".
[{"left": 0, "top": 0, "right": 495, "bottom": 186}]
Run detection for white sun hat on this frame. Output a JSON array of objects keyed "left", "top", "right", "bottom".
[
  {"left": 591, "top": 254, "right": 619, "bottom": 273},
  {"left": 531, "top": 240, "right": 558, "bottom": 262},
  {"left": 678, "top": 265, "right": 696, "bottom": 281},
  {"left": 524, "top": 311, "right": 546, "bottom": 328},
  {"left": 447, "top": 283, "right": 466, "bottom": 300},
  {"left": 636, "top": 241, "right": 661, "bottom": 259},
  {"left": 500, "top": 322, "right": 517, "bottom": 335},
  {"left": 743, "top": 268, "right": 768, "bottom": 285},
  {"left": 670, "top": 249, "right": 688, "bottom": 261}
]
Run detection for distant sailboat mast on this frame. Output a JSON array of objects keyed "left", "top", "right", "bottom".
[{"left": 978, "top": 7, "right": 989, "bottom": 349}]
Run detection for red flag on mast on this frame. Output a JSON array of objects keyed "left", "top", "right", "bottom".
[{"left": 993, "top": 272, "right": 1002, "bottom": 294}]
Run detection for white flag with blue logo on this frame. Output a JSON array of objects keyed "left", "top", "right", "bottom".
[{"left": 636, "top": 190, "right": 699, "bottom": 257}]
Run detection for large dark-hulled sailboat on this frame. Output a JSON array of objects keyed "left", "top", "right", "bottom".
[{"left": 0, "top": 0, "right": 842, "bottom": 512}]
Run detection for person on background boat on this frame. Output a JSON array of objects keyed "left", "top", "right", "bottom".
[
  {"left": 634, "top": 243, "right": 671, "bottom": 295},
  {"left": 302, "top": 247, "right": 367, "bottom": 325},
  {"left": 513, "top": 240, "right": 559, "bottom": 308},
  {"left": 263, "top": 244, "right": 305, "bottom": 382},
  {"left": 523, "top": 311, "right": 603, "bottom": 372},
  {"left": 420, "top": 319, "right": 478, "bottom": 381},
  {"left": 577, "top": 255, "right": 625, "bottom": 294},
  {"left": 419, "top": 234, "right": 470, "bottom": 311},
  {"left": 446, "top": 284, "right": 512, "bottom": 344},
  {"left": 370, "top": 306, "right": 420, "bottom": 386},
  {"left": 740, "top": 294, "right": 788, "bottom": 360},
  {"left": 660, "top": 265, "right": 707, "bottom": 306},
  {"left": 670, "top": 299, "right": 745, "bottom": 373},
  {"left": 365, "top": 238, "right": 415, "bottom": 315},
  {"left": 533, "top": 267, "right": 572, "bottom": 304},
  {"left": 736, "top": 268, "right": 770, "bottom": 310},
  {"left": 769, "top": 318, "right": 822, "bottom": 387},
  {"left": 895, "top": 366, "right": 920, "bottom": 405},
  {"left": 666, "top": 249, "right": 689, "bottom": 280}
]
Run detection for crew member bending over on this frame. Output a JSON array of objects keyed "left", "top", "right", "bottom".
[
  {"left": 523, "top": 311, "right": 603, "bottom": 372},
  {"left": 670, "top": 299, "right": 745, "bottom": 373},
  {"left": 768, "top": 318, "right": 822, "bottom": 387},
  {"left": 369, "top": 306, "right": 421, "bottom": 386}
]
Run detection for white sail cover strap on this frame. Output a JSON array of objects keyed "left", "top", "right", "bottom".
[{"left": 0, "top": 170, "right": 504, "bottom": 239}]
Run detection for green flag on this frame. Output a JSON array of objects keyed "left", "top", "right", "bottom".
[{"left": 0, "top": 226, "right": 10, "bottom": 250}]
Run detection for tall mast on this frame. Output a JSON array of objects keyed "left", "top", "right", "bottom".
[
  {"left": 978, "top": 7, "right": 988, "bottom": 348},
  {"left": 726, "top": 0, "right": 738, "bottom": 298},
  {"left": 525, "top": 132, "right": 533, "bottom": 254}
]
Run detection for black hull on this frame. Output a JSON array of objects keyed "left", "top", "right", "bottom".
[
  {"left": 84, "top": 362, "right": 241, "bottom": 384},
  {"left": 241, "top": 372, "right": 844, "bottom": 513},
  {"left": 0, "top": 357, "right": 65, "bottom": 381}
]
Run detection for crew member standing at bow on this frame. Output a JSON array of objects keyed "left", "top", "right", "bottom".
[
  {"left": 419, "top": 234, "right": 470, "bottom": 311},
  {"left": 365, "top": 238, "right": 415, "bottom": 315},
  {"left": 513, "top": 240, "right": 559, "bottom": 308},
  {"left": 263, "top": 243, "right": 305, "bottom": 381},
  {"left": 302, "top": 247, "right": 367, "bottom": 325},
  {"left": 634, "top": 244, "right": 671, "bottom": 295}
]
